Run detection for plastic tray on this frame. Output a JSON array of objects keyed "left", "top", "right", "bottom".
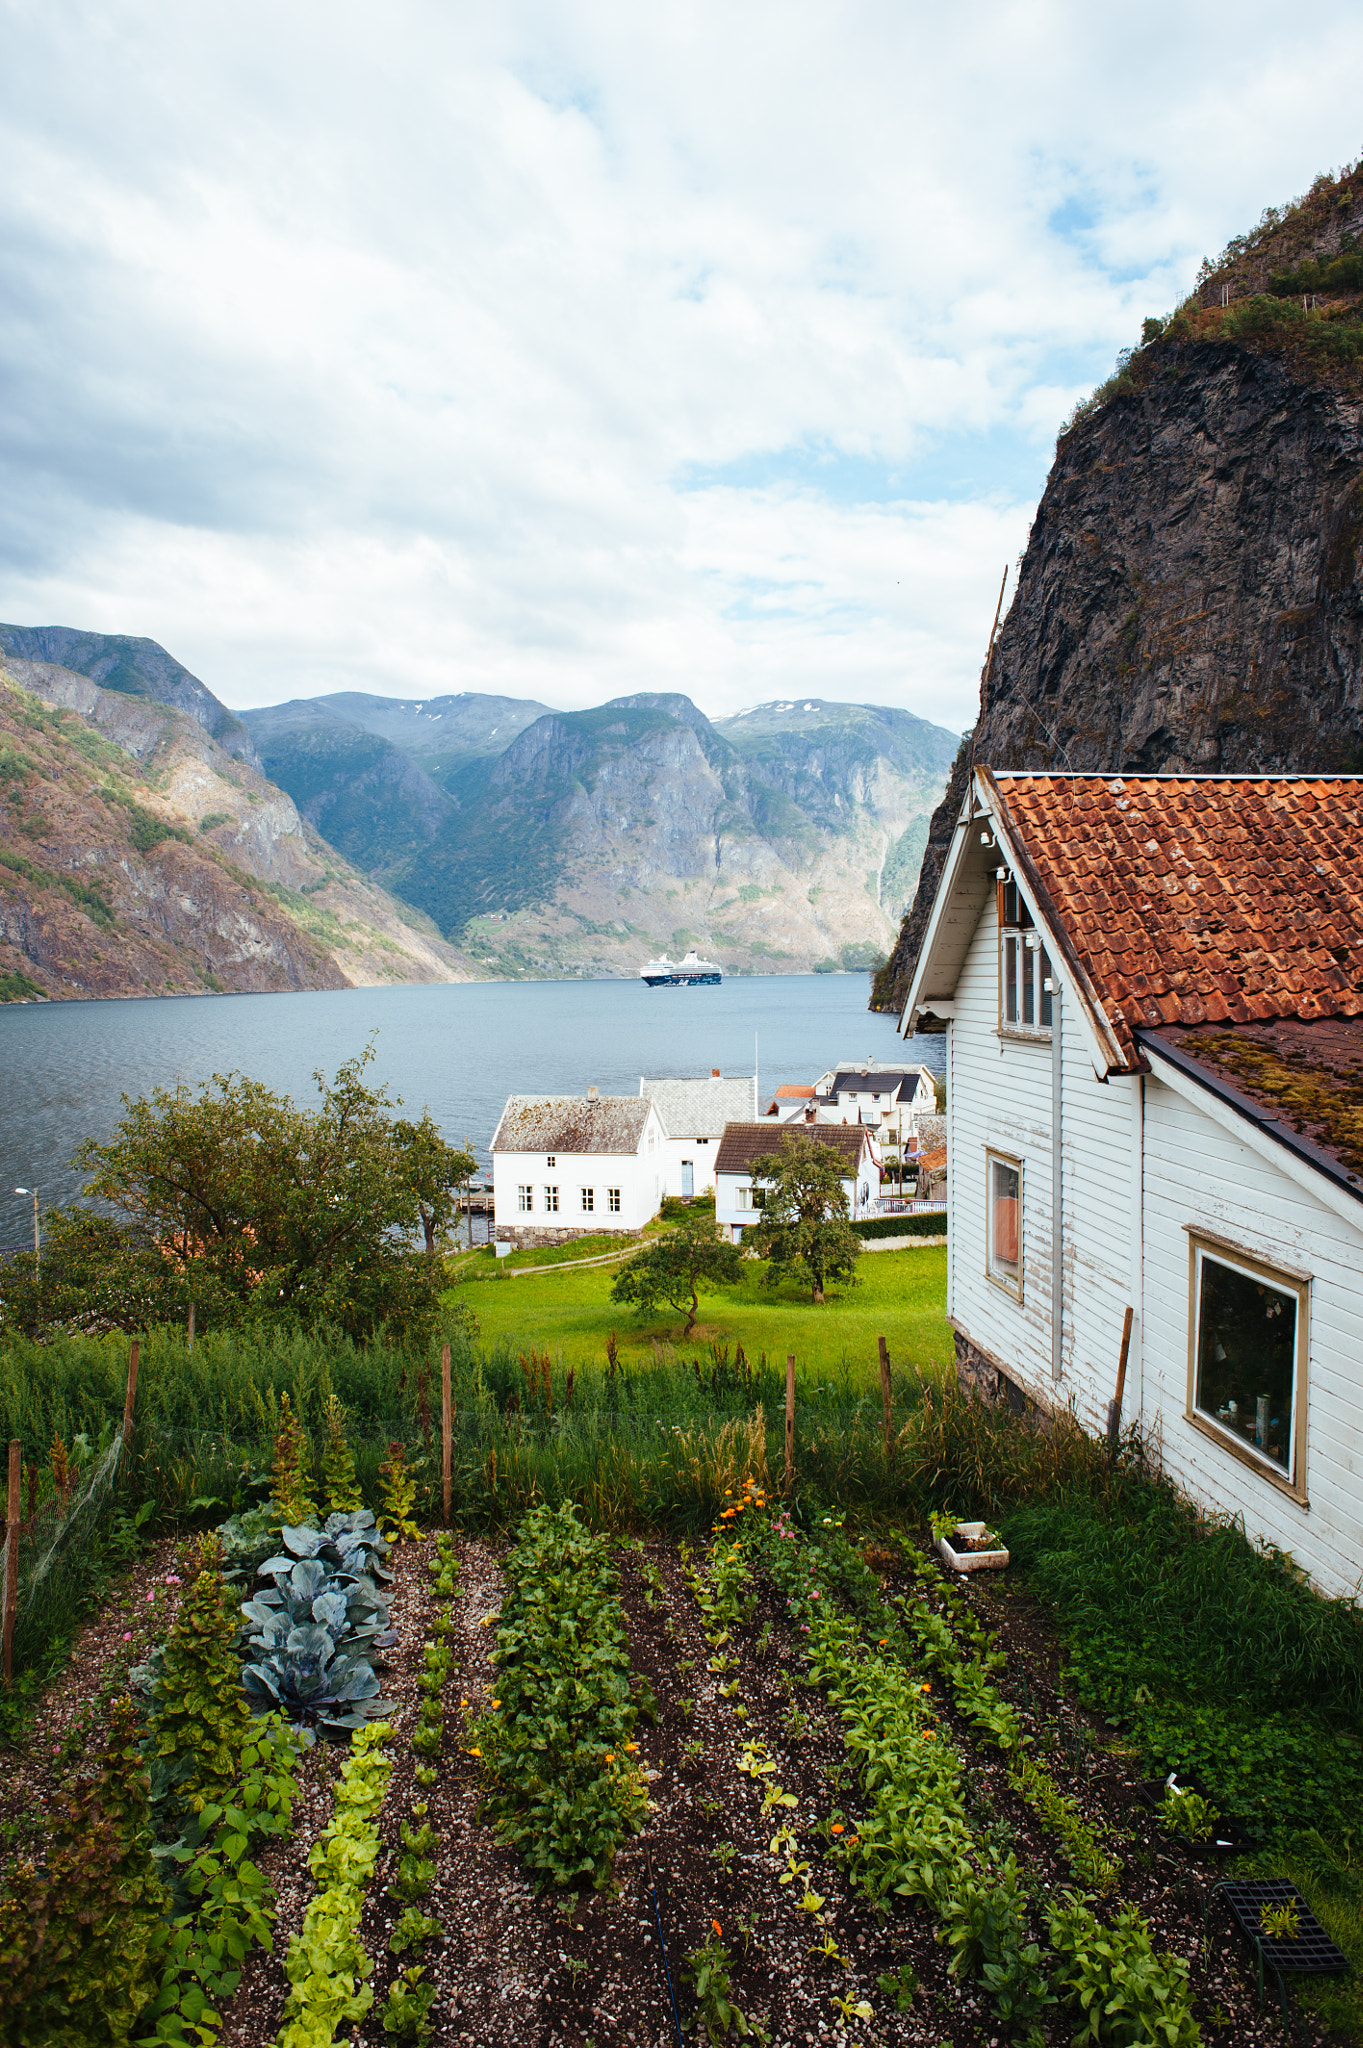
[
  {"left": 1215, "top": 1879, "right": 1348, "bottom": 1976},
  {"left": 1135, "top": 1776, "right": 1247, "bottom": 1859}
]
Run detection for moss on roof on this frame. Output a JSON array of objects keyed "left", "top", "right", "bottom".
[{"left": 1186, "top": 1025, "right": 1363, "bottom": 1180}]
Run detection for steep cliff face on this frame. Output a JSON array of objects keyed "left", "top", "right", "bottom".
[
  {"left": 0, "top": 623, "right": 256, "bottom": 759},
  {"left": 875, "top": 179, "right": 1363, "bottom": 1014}
]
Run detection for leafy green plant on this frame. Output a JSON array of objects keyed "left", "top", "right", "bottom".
[
  {"left": 1047, "top": 1891, "right": 1200, "bottom": 2048},
  {"left": 877, "top": 1963, "right": 919, "bottom": 2011},
  {"left": 146, "top": 1541, "right": 254, "bottom": 1819},
  {"left": 389, "top": 1909, "right": 443, "bottom": 1956},
  {"left": 274, "top": 1723, "right": 394, "bottom": 2048},
  {"left": 270, "top": 1391, "right": 317, "bottom": 1526},
  {"left": 240, "top": 1516, "right": 394, "bottom": 1738},
  {"left": 1156, "top": 1786, "right": 1219, "bottom": 1845},
  {"left": 379, "top": 1962, "right": 437, "bottom": 2041},
  {"left": 682, "top": 1932, "right": 755, "bottom": 2039},
  {"left": 1259, "top": 1900, "right": 1301, "bottom": 1941},
  {"left": 710, "top": 1840, "right": 737, "bottom": 1873},
  {"left": 378, "top": 1441, "right": 421, "bottom": 1544},
  {"left": 321, "top": 1390, "right": 363, "bottom": 1513}
]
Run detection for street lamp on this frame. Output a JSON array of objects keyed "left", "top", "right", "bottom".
[{"left": 13, "top": 1188, "right": 38, "bottom": 1278}]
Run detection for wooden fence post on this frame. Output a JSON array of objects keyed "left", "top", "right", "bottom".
[
  {"left": 878, "top": 1335, "right": 894, "bottom": 1461},
  {"left": 441, "top": 1342, "right": 452, "bottom": 1526},
  {"left": 1106, "top": 1306, "right": 1134, "bottom": 1457},
  {"left": 186, "top": 1302, "right": 195, "bottom": 1351},
  {"left": 784, "top": 1354, "right": 795, "bottom": 1492},
  {"left": 122, "top": 1339, "right": 140, "bottom": 1453},
  {"left": 3, "top": 1440, "right": 19, "bottom": 1686}
]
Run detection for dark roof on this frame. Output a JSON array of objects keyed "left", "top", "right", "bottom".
[
  {"left": 1140, "top": 1017, "right": 1363, "bottom": 1203},
  {"left": 990, "top": 773, "right": 1363, "bottom": 1065},
  {"left": 713, "top": 1122, "right": 875, "bottom": 1175},
  {"left": 828, "top": 1069, "right": 921, "bottom": 1098}
]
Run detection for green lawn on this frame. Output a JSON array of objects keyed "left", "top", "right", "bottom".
[{"left": 450, "top": 1242, "right": 951, "bottom": 1389}]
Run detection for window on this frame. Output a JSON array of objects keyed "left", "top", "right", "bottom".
[
  {"left": 546, "top": 1154, "right": 556, "bottom": 1168},
  {"left": 607, "top": 1187, "right": 621, "bottom": 1213},
  {"left": 986, "top": 1152, "right": 1022, "bottom": 1298},
  {"left": 544, "top": 1186, "right": 559, "bottom": 1213},
  {"left": 735, "top": 1186, "right": 767, "bottom": 1212},
  {"left": 517, "top": 1184, "right": 532, "bottom": 1213},
  {"left": 580, "top": 1187, "right": 594, "bottom": 1213},
  {"left": 1188, "top": 1236, "right": 1308, "bottom": 1494},
  {"left": 998, "top": 877, "right": 1052, "bottom": 1033}
]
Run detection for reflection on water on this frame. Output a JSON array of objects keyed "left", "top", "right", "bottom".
[{"left": 0, "top": 976, "right": 941, "bottom": 1241}]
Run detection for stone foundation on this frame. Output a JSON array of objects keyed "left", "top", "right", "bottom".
[
  {"left": 953, "top": 1329, "right": 1040, "bottom": 1418},
  {"left": 494, "top": 1223, "right": 644, "bottom": 1249}
]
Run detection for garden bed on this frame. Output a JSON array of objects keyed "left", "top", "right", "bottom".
[{"left": 3, "top": 1502, "right": 1343, "bottom": 2048}]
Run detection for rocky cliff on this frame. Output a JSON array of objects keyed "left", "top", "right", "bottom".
[
  {"left": 875, "top": 161, "right": 1363, "bottom": 1013},
  {"left": 0, "top": 659, "right": 475, "bottom": 1002}
]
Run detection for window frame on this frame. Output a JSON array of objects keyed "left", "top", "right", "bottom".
[
  {"left": 517, "top": 1184, "right": 533, "bottom": 1213},
  {"left": 984, "top": 1148, "right": 1023, "bottom": 1303},
  {"left": 606, "top": 1186, "right": 621, "bottom": 1213},
  {"left": 996, "top": 874, "right": 1053, "bottom": 1040},
  {"left": 543, "top": 1185, "right": 559, "bottom": 1214},
  {"left": 580, "top": 1187, "right": 594, "bottom": 1212},
  {"left": 1184, "top": 1230, "right": 1310, "bottom": 1504}
]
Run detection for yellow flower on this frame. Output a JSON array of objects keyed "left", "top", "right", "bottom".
[
  {"left": 625, "top": 1741, "right": 639, "bottom": 1751},
  {"left": 491, "top": 1698, "right": 502, "bottom": 1708},
  {"left": 604, "top": 1752, "right": 615, "bottom": 1763},
  {"left": 468, "top": 1745, "right": 482, "bottom": 1757}
]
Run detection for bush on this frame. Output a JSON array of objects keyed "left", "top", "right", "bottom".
[{"left": 851, "top": 1213, "right": 946, "bottom": 1240}]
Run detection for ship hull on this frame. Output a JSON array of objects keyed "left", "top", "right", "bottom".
[{"left": 640, "top": 971, "right": 722, "bottom": 986}]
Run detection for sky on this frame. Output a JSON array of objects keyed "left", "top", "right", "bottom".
[{"left": 1, "top": 3, "right": 1361, "bottom": 735}]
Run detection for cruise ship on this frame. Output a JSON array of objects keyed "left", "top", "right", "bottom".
[{"left": 639, "top": 947, "right": 722, "bottom": 987}]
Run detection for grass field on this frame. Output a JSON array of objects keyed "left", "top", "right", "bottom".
[{"left": 450, "top": 1241, "right": 951, "bottom": 1385}]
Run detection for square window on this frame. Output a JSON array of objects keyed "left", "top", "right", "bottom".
[
  {"left": 1189, "top": 1240, "right": 1306, "bottom": 1489},
  {"left": 546, "top": 1154, "right": 556, "bottom": 1168},
  {"left": 986, "top": 1152, "right": 1021, "bottom": 1297},
  {"left": 544, "top": 1186, "right": 559, "bottom": 1213},
  {"left": 581, "top": 1187, "right": 594, "bottom": 1212},
  {"left": 607, "top": 1187, "right": 621, "bottom": 1212},
  {"left": 517, "top": 1184, "right": 532, "bottom": 1213}
]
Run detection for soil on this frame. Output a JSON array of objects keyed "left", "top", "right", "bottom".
[{"left": 3, "top": 1526, "right": 1346, "bottom": 2047}]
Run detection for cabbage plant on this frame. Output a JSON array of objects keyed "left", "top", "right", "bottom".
[{"left": 240, "top": 1513, "right": 396, "bottom": 1737}]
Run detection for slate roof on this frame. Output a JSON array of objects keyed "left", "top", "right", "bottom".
[
  {"left": 1140, "top": 1017, "right": 1363, "bottom": 1200},
  {"left": 828, "top": 1069, "right": 922, "bottom": 1098},
  {"left": 640, "top": 1076, "right": 755, "bottom": 1137},
  {"left": 713, "top": 1122, "right": 876, "bottom": 1175},
  {"left": 491, "top": 1096, "right": 653, "bottom": 1155},
  {"left": 990, "top": 773, "right": 1363, "bottom": 1066}
]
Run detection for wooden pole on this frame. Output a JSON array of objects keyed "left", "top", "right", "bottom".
[
  {"left": 3, "top": 1440, "right": 19, "bottom": 1686},
  {"left": 122, "top": 1339, "right": 140, "bottom": 1452},
  {"left": 186, "top": 1302, "right": 195, "bottom": 1351},
  {"left": 878, "top": 1335, "right": 894, "bottom": 1461},
  {"left": 441, "top": 1342, "right": 452, "bottom": 1526},
  {"left": 1106, "top": 1306, "right": 1134, "bottom": 1454},
  {"left": 784, "top": 1354, "right": 795, "bottom": 1492}
]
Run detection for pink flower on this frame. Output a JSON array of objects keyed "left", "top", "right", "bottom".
[
  {"left": 122, "top": 1631, "right": 132, "bottom": 1640},
  {"left": 146, "top": 1590, "right": 155, "bottom": 1601},
  {"left": 165, "top": 1574, "right": 181, "bottom": 1586}
]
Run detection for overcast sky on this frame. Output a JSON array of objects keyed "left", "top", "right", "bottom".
[{"left": 1, "top": 3, "right": 1360, "bottom": 732}]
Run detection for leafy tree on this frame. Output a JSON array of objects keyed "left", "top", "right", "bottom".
[
  {"left": 610, "top": 1208, "right": 744, "bottom": 1336},
  {"left": 748, "top": 1139, "right": 862, "bottom": 1303},
  {"left": 0, "top": 1045, "right": 466, "bottom": 1344}
]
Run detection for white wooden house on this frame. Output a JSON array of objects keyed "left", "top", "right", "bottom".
[
  {"left": 491, "top": 1091, "right": 667, "bottom": 1246},
  {"left": 901, "top": 768, "right": 1363, "bottom": 1602},
  {"left": 639, "top": 1072, "right": 758, "bottom": 1197},
  {"left": 714, "top": 1122, "right": 881, "bottom": 1243}
]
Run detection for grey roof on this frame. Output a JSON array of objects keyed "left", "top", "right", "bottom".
[
  {"left": 640, "top": 1075, "right": 755, "bottom": 1138},
  {"left": 713, "top": 1122, "right": 876, "bottom": 1175},
  {"left": 491, "top": 1096, "right": 655, "bottom": 1156},
  {"left": 829, "top": 1068, "right": 928, "bottom": 1098}
]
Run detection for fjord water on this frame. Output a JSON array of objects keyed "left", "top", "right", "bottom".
[{"left": 0, "top": 976, "right": 940, "bottom": 1238}]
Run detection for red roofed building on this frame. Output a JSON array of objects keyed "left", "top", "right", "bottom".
[{"left": 901, "top": 768, "right": 1363, "bottom": 1600}]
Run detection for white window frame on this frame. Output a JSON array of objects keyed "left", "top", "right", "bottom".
[
  {"left": 985, "top": 1149, "right": 1023, "bottom": 1302},
  {"left": 996, "top": 874, "right": 1052, "bottom": 1038},
  {"left": 517, "top": 1184, "right": 533, "bottom": 1213},
  {"left": 546, "top": 1154, "right": 556, "bottom": 1168},
  {"left": 544, "top": 1185, "right": 559, "bottom": 1213},
  {"left": 580, "top": 1187, "right": 594, "bottom": 1213},
  {"left": 1185, "top": 1231, "right": 1309, "bottom": 1504},
  {"left": 607, "top": 1186, "right": 621, "bottom": 1213}
]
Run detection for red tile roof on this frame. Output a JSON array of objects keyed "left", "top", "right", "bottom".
[
  {"left": 773, "top": 1084, "right": 816, "bottom": 1098},
  {"left": 989, "top": 774, "right": 1363, "bottom": 1066}
]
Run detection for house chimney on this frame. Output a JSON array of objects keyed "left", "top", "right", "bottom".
[
  {"left": 712, "top": 1068, "right": 720, "bottom": 1077},
  {"left": 588, "top": 1084, "right": 599, "bottom": 1101}
]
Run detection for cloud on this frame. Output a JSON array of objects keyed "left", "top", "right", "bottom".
[{"left": 2, "top": 0, "right": 1361, "bottom": 733}]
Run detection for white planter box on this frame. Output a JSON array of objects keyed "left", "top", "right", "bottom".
[{"left": 937, "top": 1520, "right": 1009, "bottom": 1573}]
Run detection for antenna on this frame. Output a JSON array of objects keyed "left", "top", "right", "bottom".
[{"left": 754, "top": 1031, "right": 759, "bottom": 1118}]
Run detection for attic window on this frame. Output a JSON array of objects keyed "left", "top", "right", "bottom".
[{"left": 998, "top": 882, "right": 1052, "bottom": 1036}]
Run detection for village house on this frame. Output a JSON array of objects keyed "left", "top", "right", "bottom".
[
  {"left": 490, "top": 1089, "right": 668, "bottom": 1247},
  {"left": 901, "top": 768, "right": 1363, "bottom": 1601},
  {"left": 713, "top": 1121, "right": 881, "bottom": 1243},
  {"left": 638, "top": 1070, "right": 758, "bottom": 1197}
]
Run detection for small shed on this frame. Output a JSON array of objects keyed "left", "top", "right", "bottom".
[{"left": 491, "top": 1091, "right": 668, "bottom": 1246}]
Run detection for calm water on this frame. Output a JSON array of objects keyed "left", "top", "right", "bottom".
[{"left": 0, "top": 977, "right": 939, "bottom": 1239}]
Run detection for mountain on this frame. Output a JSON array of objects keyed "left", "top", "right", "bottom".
[
  {"left": 0, "top": 657, "right": 476, "bottom": 1003},
  {"left": 0, "top": 623, "right": 256, "bottom": 759},
  {"left": 243, "top": 688, "right": 960, "bottom": 978},
  {"left": 874, "top": 159, "right": 1363, "bottom": 1012}
]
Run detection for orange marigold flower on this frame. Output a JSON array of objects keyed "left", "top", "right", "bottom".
[
  {"left": 712, "top": 1919, "right": 723, "bottom": 1938},
  {"left": 625, "top": 1741, "right": 639, "bottom": 1752},
  {"left": 831, "top": 1823, "right": 844, "bottom": 1834},
  {"left": 604, "top": 1752, "right": 615, "bottom": 1763}
]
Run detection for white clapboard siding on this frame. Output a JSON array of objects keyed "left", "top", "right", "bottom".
[{"left": 1143, "top": 1074, "right": 1363, "bottom": 1602}]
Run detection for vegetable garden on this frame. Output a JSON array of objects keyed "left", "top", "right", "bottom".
[{"left": 2, "top": 1355, "right": 1362, "bottom": 2046}]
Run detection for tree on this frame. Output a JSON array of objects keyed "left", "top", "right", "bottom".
[
  {"left": 0, "top": 1046, "right": 466, "bottom": 1344},
  {"left": 610, "top": 1208, "right": 745, "bottom": 1336},
  {"left": 748, "top": 1139, "right": 862, "bottom": 1303}
]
